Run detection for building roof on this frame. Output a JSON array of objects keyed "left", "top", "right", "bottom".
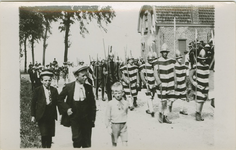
[{"left": 155, "top": 5, "right": 214, "bottom": 26}]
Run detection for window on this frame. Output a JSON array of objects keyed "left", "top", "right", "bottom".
[
  {"left": 144, "top": 11, "right": 149, "bottom": 35},
  {"left": 178, "top": 39, "right": 186, "bottom": 63}
]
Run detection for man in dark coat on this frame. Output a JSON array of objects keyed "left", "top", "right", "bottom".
[
  {"left": 94, "top": 59, "right": 105, "bottom": 101},
  {"left": 58, "top": 65, "right": 96, "bottom": 148},
  {"left": 31, "top": 69, "right": 59, "bottom": 148},
  {"left": 34, "top": 66, "right": 43, "bottom": 88},
  {"left": 28, "top": 65, "right": 35, "bottom": 90},
  {"left": 104, "top": 52, "right": 119, "bottom": 101}
]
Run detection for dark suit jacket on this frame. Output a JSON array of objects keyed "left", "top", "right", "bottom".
[
  {"left": 31, "top": 85, "right": 59, "bottom": 121},
  {"left": 105, "top": 61, "right": 118, "bottom": 84},
  {"left": 58, "top": 81, "right": 96, "bottom": 127}
]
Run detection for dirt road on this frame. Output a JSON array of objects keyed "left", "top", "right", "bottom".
[{"left": 22, "top": 74, "right": 214, "bottom": 149}]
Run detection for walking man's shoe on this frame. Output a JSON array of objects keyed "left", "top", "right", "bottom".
[
  {"left": 179, "top": 110, "right": 188, "bottom": 115},
  {"left": 158, "top": 113, "right": 163, "bottom": 123},
  {"left": 163, "top": 115, "right": 172, "bottom": 124}
]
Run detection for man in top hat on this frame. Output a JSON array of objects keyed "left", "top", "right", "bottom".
[
  {"left": 153, "top": 43, "right": 176, "bottom": 124},
  {"left": 31, "top": 69, "right": 59, "bottom": 148},
  {"left": 189, "top": 49, "right": 210, "bottom": 121},
  {"left": 58, "top": 65, "right": 96, "bottom": 148}
]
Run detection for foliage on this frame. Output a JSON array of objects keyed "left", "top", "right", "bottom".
[
  {"left": 19, "top": 5, "right": 116, "bottom": 64},
  {"left": 19, "top": 7, "right": 44, "bottom": 65},
  {"left": 20, "top": 78, "right": 41, "bottom": 148}
]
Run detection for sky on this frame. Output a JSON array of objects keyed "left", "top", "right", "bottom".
[{"left": 20, "top": 3, "right": 145, "bottom": 67}]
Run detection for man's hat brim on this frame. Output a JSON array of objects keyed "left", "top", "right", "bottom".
[
  {"left": 197, "top": 57, "right": 207, "bottom": 60},
  {"left": 73, "top": 65, "right": 89, "bottom": 75},
  {"left": 40, "top": 70, "right": 53, "bottom": 77},
  {"left": 160, "top": 50, "right": 169, "bottom": 53},
  {"left": 176, "top": 56, "right": 183, "bottom": 59}
]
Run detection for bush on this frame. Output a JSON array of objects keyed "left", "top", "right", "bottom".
[{"left": 20, "top": 78, "right": 41, "bottom": 148}]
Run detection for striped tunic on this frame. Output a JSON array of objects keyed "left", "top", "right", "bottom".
[
  {"left": 120, "top": 64, "right": 138, "bottom": 97},
  {"left": 139, "top": 63, "right": 155, "bottom": 89},
  {"left": 175, "top": 62, "right": 187, "bottom": 99},
  {"left": 153, "top": 57, "right": 176, "bottom": 99},
  {"left": 192, "top": 62, "right": 210, "bottom": 102}
]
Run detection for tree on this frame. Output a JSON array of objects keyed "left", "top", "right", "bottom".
[
  {"left": 19, "top": 7, "right": 44, "bottom": 69},
  {"left": 19, "top": 7, "right": 31, "bottom": 73},
  {"left": 58, "top": 5, "right": 116, "bottom": 62},
  {"left": 35, "top": 6, "right": 62, "bottom": 66}
]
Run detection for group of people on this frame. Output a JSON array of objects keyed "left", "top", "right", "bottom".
[
  {"left": 29, "top": 39, "right": 215, "bottom": 148},
  {"left": 28, "top": 58, "right": 70, "bottom": 90}
]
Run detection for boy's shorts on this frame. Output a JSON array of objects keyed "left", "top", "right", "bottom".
[{"left": 111, "top": 122, "right": 128, "bottom": 143}]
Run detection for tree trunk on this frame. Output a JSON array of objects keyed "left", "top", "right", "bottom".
[
  {"left": 42, "top": 20, "right": 49, "bottom": 66},
  {"left": 31, "top": 37, "right": 35, "bottom": 65},
  {"left": 24, "top": 36, "right": 27, "bottom": 73},
  {"left": 64, "top": 13, "right": 70, "bottom": 63}
]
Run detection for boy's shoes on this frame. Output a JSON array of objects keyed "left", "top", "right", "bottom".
[
  {"left": 179, "top": 110, "right": 188, "bottom": 115},
  {"left": 158, "top": 113, "right": 163, "bottom": 123},
  {"left": 163, "top": 115, "right": 172, "bottom": 124},
  {"left": 195, "top": 112, "right": 204, "bottom": 121},
  {"left": 151, "top": 112, "right": 155, "bottom": 117},
  {"left": 129, "top": 106, "right": 134, "bottom": 111},
  {"left": 133, "top": 102, "right": 138, "bottom": 107},
  {"left": 146, "top": 110, "right": 155, "bottom": 117}
]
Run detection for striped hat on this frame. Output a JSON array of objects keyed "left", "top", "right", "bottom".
[{"left": 40, "top": 69, "right": 53, "bottom": 78}]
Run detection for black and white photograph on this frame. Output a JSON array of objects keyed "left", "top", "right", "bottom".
[{"left": 0, "top": 2, "right": 236, "bottom": 150}]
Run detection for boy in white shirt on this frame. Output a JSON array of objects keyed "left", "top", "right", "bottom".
[{"left": 105, "top": 82, "right": 129, "bottom": 147}]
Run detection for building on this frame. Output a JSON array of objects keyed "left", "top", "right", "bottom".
[{"left": 137, "top": 5, "right": 215, "bottom": 61}]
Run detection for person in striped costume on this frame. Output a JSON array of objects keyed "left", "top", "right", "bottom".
[
  {"left": 140, "top": 51, "right": 157, "bottom": 117},
  {"left": 184, "top": 43, "right": 194, "bottom": 100},
  {"left": 153, "top": 43, "right": 176, "bottom": 124},
  {"left": 120, "top": 55, "right": 140, "bottom": 110},
  {"left": 189, "top": 49, "right": 210, "bottom": 121},
  {"left": 175, "top": 50, "right": 189, "bottom": 115}
]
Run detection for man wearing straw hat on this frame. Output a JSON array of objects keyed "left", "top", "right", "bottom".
[
  {"left": 31, "top": 69, "right": 59, "bottom": 148},
  {"left": 153, "top": 43, "right": 176, "bottom": 124},
  {"left": 58, "top": 64, "right": 96, "bottom": 148},
  {"left": 189, "top": 48, "right": 210, "bottom": 121}
]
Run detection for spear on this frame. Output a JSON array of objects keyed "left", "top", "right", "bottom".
[
  {"left": 102, "top": 38, "right": 108, "bottom": 84},
  {"left": 173, "top": 17, "right": 177, "bottom": 89}
]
